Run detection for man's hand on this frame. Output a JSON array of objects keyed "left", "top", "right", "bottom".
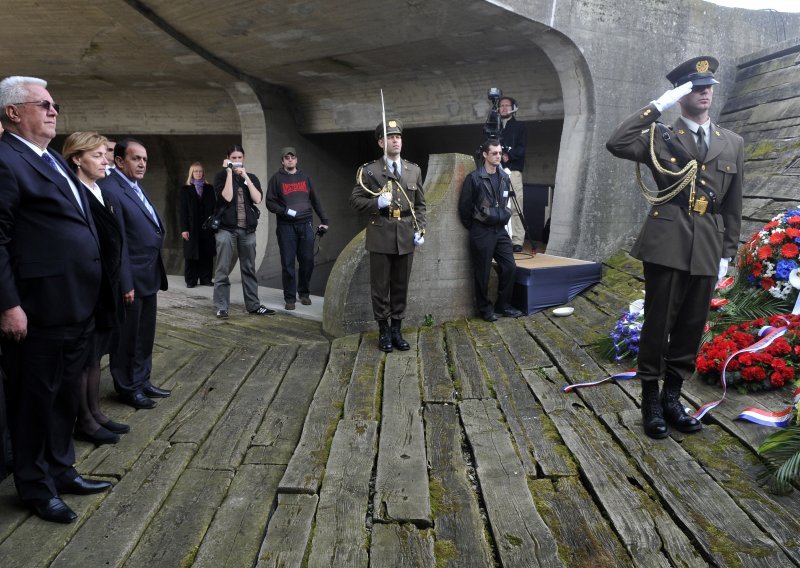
[
  {"left": 0, "top": 306, "right": 27, "bottom": 342},
  {"left": 651, "top": 81, "right": 693, "bottom": 113},
  {"left": 718, "top": 257, "right": 730, "bottom": 281},
  {"left": 414, "top": 232, "right": 424, "bottom": 247},
  {"left": 181, "top": 231, "right": 190, "bottom": 241},
  {"left": 123, "top": 289, "right": 135, "bottom": 305},
  {"left": 377, "top": 192, "right": 392, "bottom": 209}
]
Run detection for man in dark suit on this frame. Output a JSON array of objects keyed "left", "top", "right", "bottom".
[
  {"left": 350, "top": 119, "right": 426, "bottom": 352},
  {"left": 606, "top": 56, "right": 743, "bottom": 439},
  {"left": 99, "top": 138, "right": 169, "bottom": 410},
  {"left": 0, "top": 76, "right": 111, "bottom": 523}
]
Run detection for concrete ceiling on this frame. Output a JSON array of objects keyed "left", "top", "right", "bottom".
[{"left": 1, "top": 1, "right": 561, "bottom": 135}]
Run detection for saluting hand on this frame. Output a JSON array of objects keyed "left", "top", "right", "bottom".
[{"left": 651, "top": 81, "right": 693, "bottom": 113}]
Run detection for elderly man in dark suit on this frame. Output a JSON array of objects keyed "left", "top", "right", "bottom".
[
  {"left": 0, "top": 76, "right": 112, "bottom": 523},
  {"left": 606, "top": 56, "right": 743, "bottom": 439},
  {"left": 350, "top": 119, "right": 426, "bottom": 352},
  {"left": 99, "top": 138, "right": 169, "bottom": 410}
]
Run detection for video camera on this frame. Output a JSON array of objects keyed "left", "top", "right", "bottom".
[{"left": 483, "top": 87, "right": 503, "bottom": 140}]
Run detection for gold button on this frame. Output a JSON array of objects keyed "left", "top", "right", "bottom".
[
  {"left": 726, "top": 166, "right": 730, "bottom": 171},
  {"left": 715, "top": 131, "right": 720, "bottom": 136},
  {"left": 678, "top": 129, "right": 685, "bottom": 135},
  {"left": 653, "top": 211, "right": 659, "bottom": 216},
  {"left": 701, "top": 180, "right": 706, "bottom": 185},
  {"left": 701, "top": 165, "right": 706, "bottom": 171},
  {"left": 670, "top": 157, "right": 676, "bottom": 163},
  {"left": 644, "top": 109, "right": 651, "bottom": 115}
]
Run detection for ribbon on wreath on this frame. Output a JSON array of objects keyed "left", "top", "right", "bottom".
[{"left": 563, "top": 325, "right": 798, "bottom": 428}]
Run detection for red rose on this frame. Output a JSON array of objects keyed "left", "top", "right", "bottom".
[
  {"left": 770, "top": 232, "right": 787, "bottom": 245},
  {"left": 757, "top": 245, "right": 773, "bottom": 260}
]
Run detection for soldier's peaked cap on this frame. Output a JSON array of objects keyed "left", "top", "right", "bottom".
[
  {"left": 666, "top": 56, "right": 720, "bottom": 87},
  {"left": 375, "top": 119, "right": 402, "bottom": 140}
]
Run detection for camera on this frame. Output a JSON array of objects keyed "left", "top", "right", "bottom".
[
  {"left": 483, "top": 87, "right": 503, "bottom": 140},
  {"left": 227, "top": 162, "right": 243, "bottom": 169},
  {"left": 316, "top": 225, "right": 328, "bottom": 237}
]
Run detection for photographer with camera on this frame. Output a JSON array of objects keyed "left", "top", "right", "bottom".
[
  {"left": 265, "top": 147, "right": 329, "bottom": 310},
  {"left": 498, "top": 96, "right": 528, "bottom": 253},
  {"left": 459, "top": 139, "right": 523, "bottom": 322},
  {"left": 212, "top": 144, "right": 274, "bottom": 318}
]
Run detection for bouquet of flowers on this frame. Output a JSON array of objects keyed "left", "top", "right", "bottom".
[
  {"left": 737, "top": 209, "right": 800, "bottom": 303},
  {"left": 696, "top": 314, "right": 800, "bottom": 392},
  {"left": 607, "top": 299, "right": 644, "bottom": 362}
]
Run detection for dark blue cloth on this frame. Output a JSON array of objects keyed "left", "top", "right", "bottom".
[{"left": 276, "top": 221, "right": 316, "bottom": 301}]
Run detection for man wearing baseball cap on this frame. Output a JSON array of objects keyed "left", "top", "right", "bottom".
[
  {"left": 265, "top": 146, "right": 328, "bottom": 310},
  {"left": 350, "top": 119, "right": 426, "bottom": 352},
  {"left": 606, "top": 56, "right": 743, "bottom": 439}
]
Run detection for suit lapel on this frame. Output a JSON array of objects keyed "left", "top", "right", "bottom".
[
  {"left": 704, "top": 124, "right": 729, "bottom": 163},
  {"left": 672, "top": 117, "right": 700, "bottom": 160},
  {"left": 114, "top": 171, "right": 161, "bottom": 230}
]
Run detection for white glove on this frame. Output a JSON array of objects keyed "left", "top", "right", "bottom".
[
  {"left": 286, "top": 208, "right": 297, "bottom": 217},
  {"left": 651, "top": 81, "right": 693, "bottom": 113},
  {"left": 414, "top": 232, "right": 424, "bottom": 247},
  {"left": 718, "top": 257, "right": 730, "bottom": 281},
  {"left": 377, "top": 193, "right": 392, "bottom": 209}
]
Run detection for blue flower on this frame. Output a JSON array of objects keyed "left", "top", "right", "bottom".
[{"left": 776, "top": 259, "right": 798, "bottom": 280}]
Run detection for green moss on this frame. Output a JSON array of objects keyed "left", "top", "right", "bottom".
[
  {"left": 180, "top": 546, "right": 199, "bottom": 568},
  {"left": 504, "top": 533, "right": 523, "bottom": 547},
  {"left": 434, "top": 539, "right": 457, "bottom": 568},
  {"left": 689, "top": 510, "right": 772, "bottom": 566},
  {"left": 748, "top": 140, "right": 776, "bottom": 160}
]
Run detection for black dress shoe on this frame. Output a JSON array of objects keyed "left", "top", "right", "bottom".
[
  {"left": 99, "top": 419, "right": 130, "bottom": 434},
  {"left": 497, "top": 306, "right": 524, "bottom": 318},
  {"left": 56, "top": 475, "right": 112, "bottom": 495},
  {"left": 75, "top": 425, "right": 119, "bottom": 445},
  {"left": 27, "top": 497, "right": 77, "bottom": 524},
  {"left": 482, "top": 312, "right": 498, "bottom": 322},
  {"left": 513, "top": 245, "right": 523, "bottom": 253},
  {"left": 143, "top": 385, "right": 171, "bottom": 398},
  {"left": 119, "top": 391, "right": 156, "bottom": 409}
]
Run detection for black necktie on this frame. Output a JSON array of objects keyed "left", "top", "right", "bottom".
[
  {"left": 392, "top": 161, "right": 400, "bottom": 179},
  {"left": 697, "top": 127, "right": 708, "bottom": 162}
]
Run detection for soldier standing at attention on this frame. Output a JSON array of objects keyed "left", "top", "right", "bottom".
[
  {"left": 350, "top": 119, "right": 426, "bottom": 352},
  {"left": 606, "top": 56, "right": 743, "bottom": 439}
]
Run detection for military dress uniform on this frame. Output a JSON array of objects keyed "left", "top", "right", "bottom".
[
  {"left": 350, "top": 120, "right": 426, "bottom": 351},
  {"left": 606, "top": 56, "right": 744, "bottom": 438}
]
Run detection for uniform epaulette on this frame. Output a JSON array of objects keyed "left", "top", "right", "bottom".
[
  {"left": 402, "top": 159, "right": 419, "bottom": 167},
  {"left": 360, "top": 160, "right": 378, "bottom": 169}
]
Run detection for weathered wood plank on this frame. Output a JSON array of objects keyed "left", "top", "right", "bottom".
[
  {"left": 343, "top": 334, "right": 383, "bottom": 421},
  {"left": 307, "top": 420, "right": 377, "bottom": 568},
  {"left": 494, "top": 318, "right": 551, "bottom": 370},
  {"left": 424, "top": 404, "right": 493, "bottom": 568},
  {"left": 374, "top": 331, "right": 430, "bottom": 524},
  {"left": 191, "top": 346, "right": 298, "bottom": 470},
  {"left": 529, "top": 368, "right": 703, "bottom": 567},
  {"left": 78, "top": 347, "right": 232, "bottom": 478},
  {"left": 124, "top": 468, "right": 233, "bottom": 567},
  {"left": 247, "top": 343, "right": 329, "bottom": 465},
  {"left": 459, "top": 398, "right": 561, "bottom": 567},
  {"left": 612, "top": 409, "right": 792, "bottom": 567},
  {"left": 530, "top": 477, "right": 634, "bottom": 568},
  {"left": 679, "top": 424, "right": 800, "bottom": 563},
  {"left": 49, "top": 441, "right": 196, "bottom": 568},
  {"left": 279, "top": 335, "right": 360, "bottom": 493},
  {"left": 544, "top": 296, "right": 609, "bottom": 347},
  {"left": 369, "top": 524, "right": 435, "bottom": 568},
  {"left": 418, "top": 325, "right": 456, "bottom": 403},
  {"left": 256, "top": 493, "right": 318, "bottom": 568},
  {"left": 194, "top": 464, "right": 285, "bottom": 568},
  {"left": 165, "top": 345, "right": 269, "bottom": 444},
  {"left": 444, "top": 322, "right": 489, "bottom": 399}
]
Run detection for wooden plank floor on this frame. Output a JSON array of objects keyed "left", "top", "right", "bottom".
[{"left": 2, "top": 255, "right": 799, "bottom": 567}]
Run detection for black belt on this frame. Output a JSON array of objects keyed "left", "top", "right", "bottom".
[
  {"left": 380, "top": 208, "right": 411, "bottom": 219},
  {"left": 668, "top": 191, "right": 717, "bottom": 215}
]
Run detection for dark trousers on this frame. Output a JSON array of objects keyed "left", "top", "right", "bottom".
[
  {"left": 468, "top": 223, "right": 516, "bottom": 317},
  {"left": 276, "top": 222, "right": 315, "bottom": 302},
  {"left": 184, "top": 255, "right": 214, "bottom": 286},
  {"left": 369, "top": 251, "right": 413, "bottom": 321},
  {"left": 1, "top": 318, "right": 93, "bottom": 501},
  {"left": 110, "top": 293, "right": 157, "bottom": 395},
  {"left": 637, "top": 262, "right": 716, "bottom": 383}
]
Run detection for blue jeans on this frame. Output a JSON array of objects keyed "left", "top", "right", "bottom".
[
  {"left": 213, "top": 228, "right": 260, "bottom": 312},
  {"left": 276, "top": 222, "right": 315, "bottom": 302}
]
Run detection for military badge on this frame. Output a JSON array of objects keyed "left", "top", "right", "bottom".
[{"left": 696, "top": 60, "right": 709, "bottom": 73}]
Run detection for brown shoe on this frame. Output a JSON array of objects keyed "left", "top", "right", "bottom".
[
  {"left": 300, "top": 296, "right": 312, "bottom": 305},
  {"left": 285, "top": 302, "right": 296, "bottom": 310}
]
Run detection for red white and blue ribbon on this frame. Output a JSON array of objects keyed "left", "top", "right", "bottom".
[
  {"left": 693, "top": 325, "right": 788, "bottom": 421},
  {"left": 561, "top": 370, "right": 636, "bottom": 393},
  {"left": 736, "top": 388, "right": 800, "bottom": 428}
]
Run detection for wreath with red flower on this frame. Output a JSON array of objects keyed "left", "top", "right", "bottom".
[
  {"left": 696, "top": 314, "right": 800, "bottom": 393},
  {"left": 737, "top": 210, "right": 800, "bottom": 302}
]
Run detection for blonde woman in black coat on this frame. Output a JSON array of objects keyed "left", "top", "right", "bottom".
[{"left": 179, "top": 162, "right": 217, "bottom": 287}]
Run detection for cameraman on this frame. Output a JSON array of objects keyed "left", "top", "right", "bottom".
[
  {"left": 265, "top": 147, "right": 329, "bottom": 310},
  {"left": 458, "top": 139, "right": 523, "bottom": 322},
  {"left": 212, "top": 144, "right": 274, "bottom": 318},
  {"left": 498, "top": 96, "right": 528, "bottom": 252}
]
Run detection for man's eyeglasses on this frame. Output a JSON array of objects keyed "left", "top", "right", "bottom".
[{"left": 13, "top": 100, "right": 60, "bottom": 113}]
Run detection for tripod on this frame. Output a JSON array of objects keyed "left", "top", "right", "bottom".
[{"left": 508, "top": 186, "right": 528, "bottom": 246}]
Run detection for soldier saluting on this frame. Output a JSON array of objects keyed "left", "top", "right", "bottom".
[
  {"left": 350, "top": 119, "right": 426, "bottom": 352},
  {"left": 606, "top": 56, "right": 744, "bottom": 439}
]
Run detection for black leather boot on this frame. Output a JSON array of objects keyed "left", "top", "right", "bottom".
[
  {"left": 390, "top": 318, "right": 410, "bottom": 351},
  {"left": 662, "top": 376, "right": 702, "bottom": 433},
  {"left": 641, "top": 380, "right": 669, "bottom": 439},
  {"left": 378, "top": 320, "right": 393, "bottom": 353}
]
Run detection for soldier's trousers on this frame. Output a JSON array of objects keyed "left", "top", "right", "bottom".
[{"left": 369, "top": 251, "right": 413, "bottom": 320}]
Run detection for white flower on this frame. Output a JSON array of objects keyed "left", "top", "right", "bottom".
[
  {"left": 629, "top": 298, "right": 644, "bottom": 315},
  {"left": 790, "top": 268, "right": 800, "bottom": 289}
]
